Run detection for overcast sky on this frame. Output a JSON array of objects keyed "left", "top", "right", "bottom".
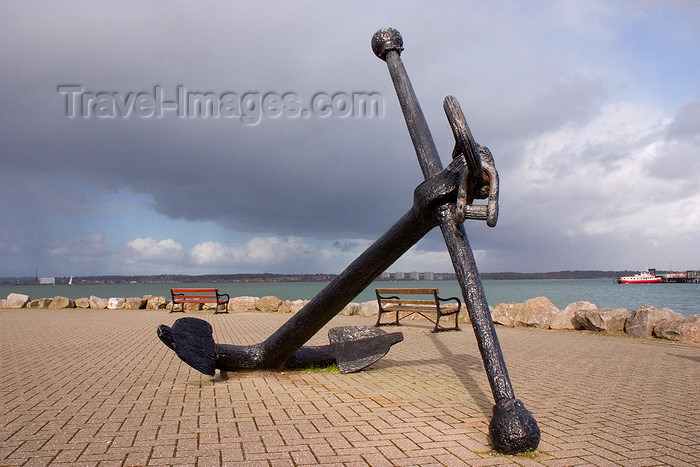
[{"left": 1, "top": 1, "right": 698, "bottom": 277}]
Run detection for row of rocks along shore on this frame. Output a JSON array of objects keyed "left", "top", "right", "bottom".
[{"left": 2, "top": 293, "right": 698, "bottom": 345}]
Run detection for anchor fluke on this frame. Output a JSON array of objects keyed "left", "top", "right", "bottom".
[
  {"left": 329, "top": 326, "right": 404, "bottom": 373},
  {"left": 170, "top": 318, "right": 217, "bottom": 376}
]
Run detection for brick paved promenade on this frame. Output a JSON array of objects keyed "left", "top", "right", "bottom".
[{"left": 1, "top": 309, "right": 698, "bottom": 466}]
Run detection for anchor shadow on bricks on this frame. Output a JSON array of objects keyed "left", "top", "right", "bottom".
[
  {"left": 377, "top": 331, "right": 493, "bottom": 418},
  {"left": 671, "top": 353, "right": 700, "bottom": 362}
]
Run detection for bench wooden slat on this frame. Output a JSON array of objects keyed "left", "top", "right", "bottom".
[
  {"left": 173, "top": 300, "right": 223, "bottom": 303},
  {"left": 376, "top": 288, "right": 438, "bottom": 295},
  {"left": 380, "top": 298, "right": 437, "bottom": 305},
  {"left": 173, "top": 293, "right": 223, "bottom": 300},
  {"left": 384, "top": 307, "right": 459, "bottom": 315},
  {"left": 384, "top": 304, "right": 459, "bottom": 309},
  {"left": 171, "top": 288, "right": 220, "bottom": 293}
]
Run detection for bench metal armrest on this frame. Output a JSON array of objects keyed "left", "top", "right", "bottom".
[
  {"left": 435, "top": 294, "right": 461, "bottom": 311},
  {"left": 376, "top": 295, "right": 400, "bottom": 309},
  {"left": 376, "top": 294, "right": 400, "bottom": 300},
  {"left": 375, "top": 291, "right": 401, "bottom": 311}
]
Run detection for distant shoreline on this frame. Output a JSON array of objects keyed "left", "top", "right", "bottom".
[
  {"left": 2, "top": 276, "right": 697, "bottom": 316},
  {"left": 0, "top": 269, "right": 687, "bottom": 286}
]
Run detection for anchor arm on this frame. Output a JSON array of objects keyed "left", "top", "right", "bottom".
[
  {"left": 158, "top": 152, "right": 471, "bottom": 374},
  {"left": 258, "top": 157, "right": 470, "bottom": 369}
]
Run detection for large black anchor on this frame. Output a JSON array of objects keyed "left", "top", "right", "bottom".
[{"left": 157, "top": 28, "right": 539, "bottom": 454}]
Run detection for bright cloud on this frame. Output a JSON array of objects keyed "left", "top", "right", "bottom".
[
  {"left": 186, "top": 236, "right": 466, "bottom": 274},
  {"left": 513, "top": 101, "right": 700, "bottom": 242},
  {"left": 390, "top": 246, "right": 452, "bottom": 272},
  {"left": 125, "top": 237, "right": 184, "bottom": 262},
  {"left": 191, "top": 236, "right": 316, "bottom": 266}
]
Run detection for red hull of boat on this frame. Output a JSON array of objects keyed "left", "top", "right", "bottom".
[{"left": 618, "top": 278, "right": 662, "bottom": 284}]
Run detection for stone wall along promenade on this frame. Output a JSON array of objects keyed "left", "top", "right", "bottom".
[{"left": 2, "top": 292, "right": 699, "bottom": 345}]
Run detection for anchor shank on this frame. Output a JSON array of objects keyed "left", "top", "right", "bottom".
[
  {"left": 378, "top": 33, "right": 516, "bottom": 404},
  {"left": 434, "top": 205, "right": 515, "bottom": 403},
  {"left": 384, "top": 49, "right": 443, "bottom": 179}
]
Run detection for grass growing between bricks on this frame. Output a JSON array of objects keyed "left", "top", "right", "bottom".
[
  {"left": 301, "top": 363, "right": 340, "bottom": 373},
  {"left": 476, "top": 449, "right": 547, "bottom": 459}
]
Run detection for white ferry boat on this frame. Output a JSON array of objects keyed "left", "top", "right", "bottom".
[{"left": 617, "top": 272, "right": 662, "bottom": 284}]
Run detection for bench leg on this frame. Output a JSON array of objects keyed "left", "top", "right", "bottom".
[
  {"left": 430, "top": 312, "right": 460, "bottom": 333},
  {"left": 374, "top": 310, "right": 401, "bottom": 327},
  {"left": 430, "top": 309, "right": 442, "bottom": 333}
]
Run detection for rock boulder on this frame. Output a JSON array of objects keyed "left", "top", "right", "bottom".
[
  {"left": 5, "top": 293, "right": 30, "bottom": 309},
  {"left": 74, "top": 297, "right": 90, "bottom": 308},
  {"left": 256, "top": 296, "right": 282, "bottom": 313},
  {"left": 459, "top": 307, "right": 472, "bottom": 324},
  {"left": 89, "top": 296, "right": 108, "bottom": 309},
  {"left": 107, "top": 298, "right": 126, "bottom": 310},
  {"left": 653, "top": 316, "right": 700, "bottom": 345},
  {"left": 339, "top": 302, "right": 359, "bottom": 316},
  {"left": 560, "top": 302, "right": 597, "bottom": 330},
  {"left": 28, "top": 298, "right": 53, "bottom": 308},
  {"left": 123, "top": 297, "right": 146, "bottom": 310},
  {"left": 625, "top": 305, "right": 683, "bottom": 338},
  {"left": 51, "top": 296, "right": 74, "bottom": 309},
  {"left": 575, "top": 308, "right": 629, "bottom": 332},
  {"left": 146, "top": 296, "right": 167, "bottom": 310},
  {"left": 491, "top": 302, "right": 522, "bottom": 327},
  {"left": 516, "top": 297, "right": 558, "bottom": 329},
  {"left": 228, "top": 296, "right": 258, "bottom": 312},
  {"left": 278, "top": 299, "right": 308, "bottom": 314},
  {"left": 549, "top": 308, "right": 577, "bottom": 330},
  {"left": 356, "top": 301, "right": 379, "bottom": 317},
  {"left": 183, "top": 303, "right": 202, "bottom": 312}
]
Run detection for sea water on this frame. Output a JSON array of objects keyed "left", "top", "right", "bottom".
[{"left": 1, "top": 279, "right": 697, "bottom": 317}]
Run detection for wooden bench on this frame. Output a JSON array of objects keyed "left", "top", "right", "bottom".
[
  {"left": 375, "top": 288, "right": 461, "bottom": 333},
  {"left": 170, "top": 288, "right": 230, "bottom": 314}
]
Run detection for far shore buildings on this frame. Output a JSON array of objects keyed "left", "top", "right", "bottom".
[{"left": 380, "top": 271, "right": 436, "bottom": 280}]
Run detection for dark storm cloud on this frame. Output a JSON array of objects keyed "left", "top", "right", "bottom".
[
  {"left": 1, "top": 1, "right": 698, "bottom": 275},
  {"left": 2, "top": 2, "right": 611, "bottom": 238}
]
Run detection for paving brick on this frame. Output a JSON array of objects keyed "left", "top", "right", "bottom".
[
  {"left": 543, "top": 458, "right": 591, "bottom": 466},
  {"left": 1, "top": 309, "right": 699, "bottom": 466}
]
